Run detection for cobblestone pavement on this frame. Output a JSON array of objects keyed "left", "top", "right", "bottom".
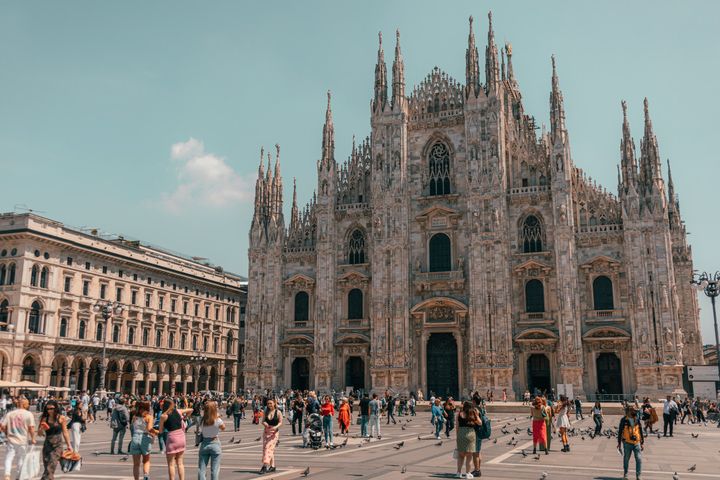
[{"left": 4, "top": 411, "right": 719, "bottom": 479}]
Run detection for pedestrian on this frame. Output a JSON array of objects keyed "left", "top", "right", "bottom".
[
  {"left": 502, "top": 388, "right": 507, "bottom": 403},
  {"left": 231, "top": 396, "right": 243, "bottom": 433},
  {"left": 640, "top": 398, "right": 656, "bottom": 434},
  {"left": 471, "top": 402, "right": 485, "bottom": 478},
  {"left": 337, "top": 397, "right": 351, "bottom": 436},
  {"left": 68, "top": 403, "right": 86, "bottom": 453},
  {"left": 197, "top": 400, "right": 225, "bottom": 480},
  {"left": 369, "top": 393, "right": 381, "bottom": 439},
  {"left": 129, "top": 401, "right": 158, "bottom": 480},
  {"left": 159, "top": 398, "right": 194, "bottom": 480},
  {"left": 443, "top": 397, "right": 456, "bottom": 438},
  {"left": 530, "top": 397, "right": 548, "bottom": 455},
  {"left": 618, "top": 405, "right": 644, "bottom": 480},
  {"left": 523, "top": 390, "right": 531, "bottom": 406},
  {"left": 543, "top": 397, "right": 554, "bottom": 452},
  {"left": 455, "top": 401, "right": 480, "bottom": 479},
  {"left": 0, "top": 396, "right": 36, "bottom": 480},
  {"left": 110, "top": 398, "right": 130, "bottom": 455},
  {"left": 555, "top": 396, "right": 571, "bottom": 452},
  {"left": 574, "top": 397, "right": 583, "bottom": 420},
  {"left": 320, "top": 395, "right": 335, "bottom": 448},
  {"left": 359, "top": 393, "right": 370, "bottom": 437},
  {"left": 385, "top": 394, "right": 397, "bottom": 425},
  {"left": 291, "top": 395, "right": 304, "bottom": 436},
  {"left": 662, "top": 395, "right": 678, "bottom": 437},
  {"left": 191, "top": 398, "right": 203, "bottom": 435},
  {"left": 409, "top": 396, "right": 416, "bottom": 416},
  {"left": 592, "top": 401, "right": 603, "bottom": 436},
  {"left": 259, "top": 398, "right": 282, "bottom": 474},
  {"left": 431, "top": 398, "right": 445, "bottom": 440},
  {"left": 37, "top": 399, "right": 72, "bottom": 480}
]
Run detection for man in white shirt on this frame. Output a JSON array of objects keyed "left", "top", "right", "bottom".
[
  {"left": 0, "top": 397, "right": 36, "bottom": 480},
  {"left": 662, "top": 395, "right": 678, "bottom": 437}
]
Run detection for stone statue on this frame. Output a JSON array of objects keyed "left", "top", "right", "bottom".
[
  {"left": 663, "top": 327, "right": 673, "bottom": 347},
  {"left": 639, "top": 328, "right": 648, "bottom": 345},
  {"left": 414, "top": 256, "right": 421, "bottom": 272}
]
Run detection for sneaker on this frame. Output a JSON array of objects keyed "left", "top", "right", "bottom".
[
  {"left": 466, "top": 474, "right": 474, "bottom": 479},
  {"left": 268, "top": 466, "right": 276, "bottom": 472},
  {"left": 471, "top": 470, "right": 481, "bottom": 477}
]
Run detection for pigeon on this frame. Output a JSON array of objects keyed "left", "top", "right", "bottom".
[
  {"left": 417, "top": 435, "right": 422, "bottom": 440},
  {"left": 255, "top": 437, "right": 261, "bottom": 442},
  {"left": 691, "top": 433, "right": 699, "bottom": 438},
  {"left": 673, "top": 473, "right": 679, "bottom": 480},
  {"left": 302, "top": 466, "right": 310, "bottom": 476},
  {"left": 688, "top": 464, "right": 696, "bottom": 472},
  {"left": 401, "top": 424, "right": 406, "bottom": 430},
  {"left": 119, "top": 455, "right": 129, "bottom": 462},
  {"left": 394, "top": 441, "right": 404, "bottom": 449},
  {"left": 435, "top": 440, "right": 443, "bottom": 446},
  {"left": 93, "top": 451, "right": 101, "bottom": 456},
  {"left": 581, "top": 436, "right": 585, "bottom": 440},
  {"left": 540, "top": 472, "right": 548, "bottom": 479},
  {"left": 657, "top": 433, "right": 661, "bottom": 439},
  {"left": 534, "top": 454, "right": 540, "bottom": 460},
  {"left": 521, "top": 449, "right": 527, "bottom": 457},
  {"left": 511, "top": 439, "right": 518, "bottom": 446},
  {"left": 235, "top": 438, "right": 242, "bottom": 444},
  {"left": 527, "top": 428, "right": 532, "bottom": 436},
  {"left": 341, "top": 438, "right": 348, "bottom": 447},
  {"left": 514, "top": 428, "right": 520, "bottom": 434},
  {"left": 229, "top": 436, "right": 235, "bottom": 443},
  {"left": 401, "top": 465, "right": 407, "bottom": 474},
  {"left": 493, "top": 438, "right": 498, "bottom": 444}
]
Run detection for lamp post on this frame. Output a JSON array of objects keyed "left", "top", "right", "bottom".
[
  {"left": 191, "top": 352, "right": 208, "bottom": 393},
  {"left": 92, "top": 300, "right": 124, "bottom": 395},
  {"left": 691, "top": 271, "right": 720, "bottom": 383}
]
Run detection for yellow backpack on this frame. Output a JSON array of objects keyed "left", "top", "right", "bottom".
[{"left": 622, "top": 419, "right": 641, "bottom": 445}]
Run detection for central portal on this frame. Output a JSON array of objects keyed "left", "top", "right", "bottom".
[
  {"left": 291, "top": 357, "right": 310, "bottom": 391},
  {"left": 345, "top": 356, "right": 365, "bottom": 390},
  {"left": 426, "top": 332, "right": 458, "bottom": 398}
]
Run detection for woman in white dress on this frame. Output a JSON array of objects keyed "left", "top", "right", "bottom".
[{"left": 555, "top": 396, "right": 571, "bottom": 452}]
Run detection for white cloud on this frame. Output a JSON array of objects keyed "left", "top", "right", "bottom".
[{"left": 161, "top": 138, "right": 253, "bottom": 213}]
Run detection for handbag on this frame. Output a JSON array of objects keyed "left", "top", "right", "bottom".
[{"left": 19, "top": 446, "right": 40, "bottom": 480}]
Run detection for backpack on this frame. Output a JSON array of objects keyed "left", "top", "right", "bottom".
[
  {"left": 621, "top": 418, "right": 641, "bottom": 445},
  {"left": 478, "top": 409, "right": 492, "bottom": 439}
]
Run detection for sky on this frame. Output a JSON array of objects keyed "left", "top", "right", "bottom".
[{"left": 1, "top": 1, "right": 719, "bottom": 345}]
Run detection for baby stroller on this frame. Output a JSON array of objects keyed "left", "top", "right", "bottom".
[{"left": 305, "top": 413, "right": 323, "bottom": 450}]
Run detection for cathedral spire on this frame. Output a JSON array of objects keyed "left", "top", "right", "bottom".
[
  {"left": 666, "top": 159, "right": 681, "bottom": 223},
  {"left": 273, "top": 143, "right": 283, "bottom": 215},
  {"left": 253, "top": 146, "right": 265, "bottom": 217},
  {"left": 620, "top": 100, "right": 638, "bottom": 193},
  {"left": 485, "top": 11, "right": 500, "bottom": 92},
  {"left": 549, "top": 55, "right": 567, "bottom": 143},
  {"left": 391, "top": 29, "right": 405, "bottom": 109},
  {"left": 290, "top": 177, "right": 299, "bottom": 231},
  {"left": 373, "top": 31, "right": 388, "bottom": 112},
  {"left": 320, "top": 90, "right": 335, "bottom": 170},
  {"left": 640, "top": 97, "right": 663, "bottom": 192},
  {"left": 505, "top": 41, "right": 516, "bottom": 86},
  {"left": 465, "top": 15, "right": 480, "bottom": 98}
]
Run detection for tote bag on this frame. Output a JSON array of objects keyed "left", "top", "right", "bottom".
[{"left": 19, "top": 446, "right": 40, "bottom": 480}]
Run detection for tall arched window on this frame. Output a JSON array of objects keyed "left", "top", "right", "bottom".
[
  {"left": 192, "top": 335, "right": 198, "bottom": 350},
  {"left": 226, "top": 332, "right": 234, "bottom": 354},
  {"left": 7, "top": 264, "right": 15, "bottom": 285},
  {"left": 227, "top": 306, "right": 235, "bottom": 323},
  {"left": 181, "top": 333, "right": 187, "bottom": 350},
  {"left": 95, "top": 322, "right": 104, "bottom": 342},
  {"left": 213, "top": 337, "right": 218, "bottom": 353},
  {"left": 156, "top": 329, "right": 162, "bottom": 347},
  {"left": 59, "top": 318, "right": 67, "bottom": 337},
  {"left": 294, "top": 291, "right": 309, "bottom": 322},
  {"left": 112, "top": 324, "right": 120, "bottom": 343},
  {"left": 142, "top": 328, "right": 149, "bottom": 346},
  {"left": 0, "top": 265, "right": 6, "bottom": 285},
  {"left": 40, "top": 267, "right": 49, "bottom": 289},
  {"left": 203, "top": 336, "right": 208, "bottom": 352},
  {"left": 169, "top": 331, "right": 175, "bottom": 349},
  {"left": 429, "top": 233, "right": 451, "bottom": 272},
  {"left": 0, "top": 300, "right": 9, "bottom": 330},
  {"left": 521, "top": 215, "right": 543, "bottom": 253},
  {"left": 30, "top": 266, "right": 39, "bottom": 287},
  {"left": 28, "top": 301, "right": 42, "bottom": 334},
  {"left": 348, "top": 230, "right": 366, "bottom": 264},
  {"left": 127, "top": 326, "right": 135, "bottom": 345},
  {"left": 593, "top": 276, "right": 614, "bottom": 310},
  {"left": 348, "top": 289, "right": 363, "bottom": 320},
  {"left": 525, "top": 279, "right": 545, "bottom": 313},
  {"left": 428, "top": 142, "right": 451, "bottom": 195},
  {"left": 78, "top": 320, "right": 86, "bottom": 339}
]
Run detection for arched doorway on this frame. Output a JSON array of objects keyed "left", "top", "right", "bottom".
[
  {"left": 291, "top": 358, "right": 310, "bottom": 391},
  {"left": 426, "top": 333, "right": 458, "bottom": 398},
  {"left": 21, "top": 355, "right": 38, "bottom": 382},
  {"left": 345, "top": 357, "right": 365, "bottom": 390},
  {"left": 209, "top": 367, "right": 218, "bottom": 391},
  {"left": 596, "top": 352, "right": 623, "bottom": 395},
  {"left": 223, "top": 368, "right": 233, "bottom": 393},
  {"left": 527, "top": 354, "right": 551, "bottom": 394}
]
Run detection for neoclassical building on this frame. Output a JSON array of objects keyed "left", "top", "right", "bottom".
[
  {"left": 245, "top": 13, "right": 703, "bottom": 399},
  {"left": 0, "top": 212, "right": 246, "bottom": 395}
]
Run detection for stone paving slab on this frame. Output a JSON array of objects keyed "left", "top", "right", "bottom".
[{"left": 3, "top": 411, "right": 717, "bottom": 479}]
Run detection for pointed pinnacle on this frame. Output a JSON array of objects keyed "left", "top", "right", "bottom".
[
  {"left": 326, "top": 90, "right": 332, "bottom": 122},
  {"left": 621, "top": 100, "right": 628, "bottom": 120}
]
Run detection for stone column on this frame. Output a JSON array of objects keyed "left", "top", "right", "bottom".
[
  {"left": 144, "top": 375, "right": 150, "bottom": 395},
  {"left": 115, "top": 374, "right": 122, "bottom": 393},
  {"left": 82, "top": 368, "right": 90, "bottom": 393},
  {"left": 130, "top": 375, "right": 137, "bottom": 395}
]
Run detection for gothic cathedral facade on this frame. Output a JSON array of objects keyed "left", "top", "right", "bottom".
[{"left": 244, "top": 13, "right": 703, "bottom": 399}]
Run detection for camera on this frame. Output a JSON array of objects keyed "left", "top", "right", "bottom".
[{"left": 629, "top": 434, "right": 638, "bottom": 441}]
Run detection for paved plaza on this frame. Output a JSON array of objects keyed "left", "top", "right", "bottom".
[{"left": 5, "top": 409, "right": 719, "bottom": 480}]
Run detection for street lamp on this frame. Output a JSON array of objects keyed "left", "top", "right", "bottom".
[
  {"left": 690, "top": 271, "right": 720, "bottom": 383},
  {"left": 92, "top": 300, "right": 124, "bottom": 395},
  {"left": 190, "top": 352, "right": 208, "bottom": 393}
]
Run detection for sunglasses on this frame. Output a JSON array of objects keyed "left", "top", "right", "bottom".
[{"left": 46, "top": 407, "right": 56, "bottom": 410}]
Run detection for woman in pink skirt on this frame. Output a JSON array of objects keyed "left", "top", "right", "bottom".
[
  {"left": 159, "top": 398, "right": 194, "bottom": 480},
  {"left": 260, "top": 399, "right": 283, "bottom": 474}
]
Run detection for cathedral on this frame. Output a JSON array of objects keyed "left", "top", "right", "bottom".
[{"left": 244, "top": 12, "right": 703, "bottom": 399}]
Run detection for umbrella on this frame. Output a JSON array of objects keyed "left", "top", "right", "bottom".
[
  {"left": 13, "top": 380, "right": 47, "bottom": 390},
  {"left": 0, "top": 380, "right": 15, "bottom": 388},
  {"left": 46, "top": 386, "right": 71, "bottom": 392}
]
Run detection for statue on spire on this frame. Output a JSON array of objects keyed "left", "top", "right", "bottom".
[
  {"left": 373, "top": 31, "right": 388, "bottom": 112},
  {"left": 465, "top": 15, "right": 480, "bottom": 98},
  {"left": 391, "top": 29, "right": 405, "bottom": 109}
]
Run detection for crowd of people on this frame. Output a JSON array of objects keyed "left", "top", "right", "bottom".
[{"left": 0, "top": 389, "right": 717, "bottom": 480}]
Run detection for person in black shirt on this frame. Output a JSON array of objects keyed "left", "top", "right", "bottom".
[
  {"left": 359, "top": 394, "right": 370, "bottom": 438},
  {"left": 386, "top": 395, "right": 397, "bottom": 425},
  {"left": 291, "top": 397, "right": 304, "bottom": 436}
]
